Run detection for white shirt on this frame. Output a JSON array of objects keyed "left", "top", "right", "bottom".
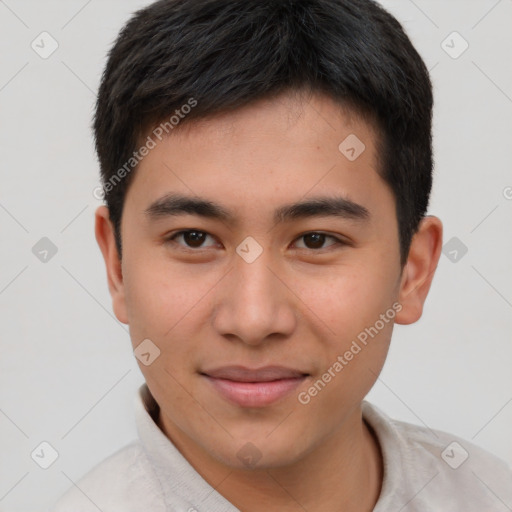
[{"left": 51, "top": 384, "right": 512, "bottom": 511}]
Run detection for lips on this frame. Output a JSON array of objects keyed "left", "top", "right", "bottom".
[
  {"left": 200, "top": 365, "right": 310, "bottom": 407},
  {"left": 201, "top": 365, "right": 309, "bottom": 382}
]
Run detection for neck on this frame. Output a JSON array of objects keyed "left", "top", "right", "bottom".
[{"left": 157, "top": 405, "right": 383, "bottom": 512}]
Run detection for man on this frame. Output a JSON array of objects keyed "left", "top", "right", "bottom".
[{"left": 52, "top": 0, "right": 512, "bottom": 510}]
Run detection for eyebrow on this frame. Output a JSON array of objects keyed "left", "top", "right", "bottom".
[{"left": 144, "top": 192, "right": 370, "bottom": 225}]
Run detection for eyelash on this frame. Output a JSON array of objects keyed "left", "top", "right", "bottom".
[{"left": 164, "top": 230, "right": 348, "bottom": 253}]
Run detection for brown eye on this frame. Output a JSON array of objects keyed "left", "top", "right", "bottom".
[
  {"left": 303, "top": 233, "right": 326, "bottom": 249},
  {"left": 294, "top": 232, "right": 342, "bottom": 250},
  {"left": 182, "top": 230, "right": 206, "bottom": 248},
  {"left": 166, "top": 230, "right": 216, "bottom": 249}
]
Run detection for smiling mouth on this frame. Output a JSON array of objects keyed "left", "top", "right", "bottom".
[
  {"left": 199, "top": 365, "right": 310, "bottom": 407},
  {"left": 200, "top": 365, "right": 309, "bottom": 381}
]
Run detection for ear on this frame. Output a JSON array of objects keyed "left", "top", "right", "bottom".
[
  {"left": 395, "top": 215, "right": 443, "bottom": 325},
  {"left": 95, "top": 205, "right": 129, "bottom": 324}
]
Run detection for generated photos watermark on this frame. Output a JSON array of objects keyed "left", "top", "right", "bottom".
[
  {"left": 298, "top": 301, "right": 403, "bottom": 405},
  {"left": 93, "top": 97, "right": 198, "bottom": 200}
]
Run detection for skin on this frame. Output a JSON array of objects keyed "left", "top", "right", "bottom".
[{"left": 95, "top": 91, "right": 443, "bottom": 512}]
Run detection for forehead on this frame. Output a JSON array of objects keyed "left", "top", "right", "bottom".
[
  {"left": 124, "top": 91, "right": 393, "bottom": 226},
  {"left": 157, "top": 92, "right": 377, "bottom": 157}
]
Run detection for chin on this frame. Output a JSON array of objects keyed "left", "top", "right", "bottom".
[{"left": 205, "top": 427, "right": 310, "bottom": 470}]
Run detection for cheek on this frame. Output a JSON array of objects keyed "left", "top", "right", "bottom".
[
  {"left": 296, "top": 308, "right": 394, "bottom": 425},
  {"left": 123, "top": 257, "right": 199, "bottom": 336},
  {"left": 294, "top": 261, "right": 397, "bottom": 407},
  {"left": 299, "top": 263, "right": 397, "bottom": 343},
  {"left": 124, "top": 275, "right": 172, "bottom": 340},
  {"left": 123, "top": 259, "right": 217, "bottom": 374}
]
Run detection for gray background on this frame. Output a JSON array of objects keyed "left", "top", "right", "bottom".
[{"left": 0, "top": 1, "right": 511, "bottom": 510}]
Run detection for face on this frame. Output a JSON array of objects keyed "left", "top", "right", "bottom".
[{"left": 96, "top": 91, "right": 438, "bottom": 471}]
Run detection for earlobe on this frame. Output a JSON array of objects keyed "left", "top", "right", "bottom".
[
  {"left": 395, "top": 216, "right": 443, "bottom": 325},
  {"left": 94, "top": 205, "right": 129, "bottom": 324}
]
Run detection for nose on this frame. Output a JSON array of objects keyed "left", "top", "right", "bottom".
[{"left": 211, "top": 249, "right": 297, "bottom": 346}]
